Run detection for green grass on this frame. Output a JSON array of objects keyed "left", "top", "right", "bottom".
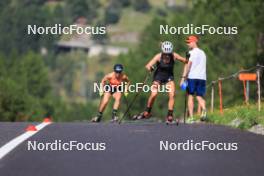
[
  {"left": 149, "top": 0, "right": 186, "bottom": 7},
  {"left": 108, "top": 7, "right": 152, "bottom": 33},
  {"left": 107, "top": 7, "right": 153, "bottom": 48},
  {"left": 206, "top": 103, "right": 264, "bottom": 130},
  {"left": 148, "top": 0, "right": 166, "bottom": 8}
]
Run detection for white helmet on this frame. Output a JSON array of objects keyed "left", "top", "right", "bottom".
[{"left": 161, "top": 41, "right": 173, "bottom": 54}]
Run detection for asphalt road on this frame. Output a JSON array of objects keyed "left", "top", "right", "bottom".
[
  {"left": 0, "top": 122, "right": 32, "bottom": 146},
  {"left": 0, "top": 122, "right": 264, "bottom": 176}
]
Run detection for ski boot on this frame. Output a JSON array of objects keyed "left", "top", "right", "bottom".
[
  {"left": 91, "top": 116, "right": 101, "bottom": 123},
  {"left": 110, "top": 116, "right": 119, "bottom": 123},
  {"left": 132, "top": 111, "right": 151, "bottom": 120}
]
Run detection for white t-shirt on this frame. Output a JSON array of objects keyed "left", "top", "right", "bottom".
[{"left": 188, "top": 48, "right": 206, "bottom": 80}]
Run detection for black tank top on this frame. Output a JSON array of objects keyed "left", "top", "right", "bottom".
[{"left": 154, "top": 53, "right": 174, "bottom": 78}]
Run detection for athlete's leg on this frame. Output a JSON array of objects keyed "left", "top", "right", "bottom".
[
  {"left": 188, "top": 94, "right": 194, "bottom": 117},
  {"left": 133, "top": 81, "right": 160, "bottom": 120},
  {"left": 187, "top": 79, "right": 195, "bottom": 118},
  {"left": 166, "top": 81, "right": 175, "bottom": 111},
  {"left": 196, "top": 79, "right": 207, "bottom": 120},
  {"left": 146, "top": 81, "right": 160, "bottom": 109},
  {"left": 166, "top": 81, "right": 175, "bottom": 122},
  {"left": 197, "top": 104, "right": 202, "bottom": 115},
  {"left": 98, "top": 92, "right": 112, "bottom": 113},
  {"left": 112, "top": 92, "right": 122, "bottom": 120},
  {"left": 92, "top": 92, "right": 112, "bottom": 122},
  {"left": 137, "top": 81, "right": 160, "bottom": 118},
  {"left": 112, "top": 92, "right": 122, "bottom": 110},
  {"left": 196, "top": 96, "right": 206, "bottom": 110}
]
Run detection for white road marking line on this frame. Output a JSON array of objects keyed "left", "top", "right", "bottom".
[{"left": 0, "top": 122, "right": 51, "bottom": 160}]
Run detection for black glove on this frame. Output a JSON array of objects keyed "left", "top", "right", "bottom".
[
  {"left": 185, "top": 51, "right": 190, "bottom": 61},
  {"left": 150, "top": 66, "right": 156, "bottom": 72}
]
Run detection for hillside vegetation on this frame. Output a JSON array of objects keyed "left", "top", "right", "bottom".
[{"left": 0, "top": 0, "right": 263, "bottom": 122}]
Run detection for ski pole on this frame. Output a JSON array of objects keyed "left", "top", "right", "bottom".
[
  {"left": 123, "top": 95, "right": 132, "bottom": 119},
  {"left": 118, "top": 71, "right": 152, "bottom": 124},
  {"left": 183, "top": 91, "right": 188, "bottom": 124}
]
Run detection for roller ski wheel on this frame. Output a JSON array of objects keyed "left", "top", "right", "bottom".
[
  {"left": 165, "top": 115, "right": 174, "bottom": 125},
  {"left": 175, "top": 118, "right": 180, "bottom": 126},
  {"left": 132, "top": 112, "right": 151, "bottom": 120},
  {"left": 110, "top": 116, "right": 119, "bottom": 123}
]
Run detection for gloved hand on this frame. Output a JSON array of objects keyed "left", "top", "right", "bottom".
[
  {"left": 99, "top": 89, "right": 104, "bottom": 97},
  {"left": 124, "top": 91, "right": 129, "bottom": 97},
  {"left": 150, "top": 66, "right": 156, "bottom": 72}
]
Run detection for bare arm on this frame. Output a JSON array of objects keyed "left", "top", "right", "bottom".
[
  {"left": 182, "top": 61, "right": 192, "bottom": 79},
  {"left": 123, "top": 74, "right": 130, "bottom": 92},
  {"left": 179, "top": 61, "right": 192, "bottom": 86},
  {"left": 173, "top": 52, "right": 188, "bottom": 63},
  {"left": 101, "top": 73, "right": 111, "bottom": 87},
  {"left": 145, "top": 53, "right": 160, "bottom": 71},
  {"left": 123, "top": 75, "right": 130, "bottom": 83}
]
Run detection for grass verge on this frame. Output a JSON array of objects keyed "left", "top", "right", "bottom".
[{"left": 205, "top": 103, "right": 264, "bottom": 130}]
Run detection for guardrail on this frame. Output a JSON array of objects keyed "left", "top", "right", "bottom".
[{"left": 207, "top": 64, "right": 263, "bottom": 114}]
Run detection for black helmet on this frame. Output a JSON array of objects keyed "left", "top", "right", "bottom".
[{"left": 114, "top": 64, "right": 123, "bottom": 73}]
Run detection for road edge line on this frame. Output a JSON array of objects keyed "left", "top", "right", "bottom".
[{"left": 0, "top": 122, "right": 51, "bottom": 160}]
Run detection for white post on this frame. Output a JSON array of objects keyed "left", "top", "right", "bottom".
[
  {"left": 257, "top": 68, "right": 261, "bottom": 112},
  {"left": 246, "top": 80, "right": 249, "bottom": 103},
  {"left": 211, "top": 83, "right": 214, "bottom": 112}
]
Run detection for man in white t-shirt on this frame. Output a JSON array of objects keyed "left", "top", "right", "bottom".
[{"left": 180, "top": 35, "right": 207, "bottom": 122}]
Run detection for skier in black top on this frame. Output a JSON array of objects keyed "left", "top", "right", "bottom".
[{"left": 133, "top": 41, "right": 188, "bottom": 123}]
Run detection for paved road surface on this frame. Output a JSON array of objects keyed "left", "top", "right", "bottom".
[
  {"left": 0, "top": 122, "right": 264, "bottom": 176},
  {"left": 0, "top": 122, "right": 32, "bottom": 146}
]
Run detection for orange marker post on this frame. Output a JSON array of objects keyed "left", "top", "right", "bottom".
[
  {"left": 242, "top": 80, "right": 248, "bottom": 104},
  {"left": 238, "top": 73, "right": 257, "bottom": 104},
  {"left": 238, "top": 73, "right": 257, "bottom": 81}
]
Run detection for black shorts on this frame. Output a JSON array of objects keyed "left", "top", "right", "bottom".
[
  {"left": 105, "top": 85, "right": 122, "bottom": 94},
  {"left": 153, "top": 74, "right": 174, "bottom": 84}
]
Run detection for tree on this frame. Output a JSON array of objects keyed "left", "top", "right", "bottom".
[
  {"left": 116, "top": 0, "right": 264, "bottom": 118},
  {"left": 132, "top": 0, "right": 151, "bottom": 12},
  {"left": 104, "top": 1, "right": 122, "bottom": 24},
  {"left": 0, "top": 52, "right": 52, "bottom": 121},
  {"left": 65, "top": 0, "right": 100, "bottom": 22}
]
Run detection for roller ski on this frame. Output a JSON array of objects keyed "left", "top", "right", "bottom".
[
  {"left": 110, "top": 116, "right": 119, "bottom": 123},
  {"left": 91, "top": 116, "right": 101, "bottom": 123},
  {"left": 132, "top": 111, "right": 151, "bottom": 120},
  {"left": 165, "top": 115, "right": 174, "bottom": 125},
  {"left": 175, "top": 118, "right": 180, "bottom": 126}
]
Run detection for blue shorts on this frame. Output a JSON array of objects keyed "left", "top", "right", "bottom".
[{"left": 187, "top": 79, "right": 206, "bottom": 96}]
